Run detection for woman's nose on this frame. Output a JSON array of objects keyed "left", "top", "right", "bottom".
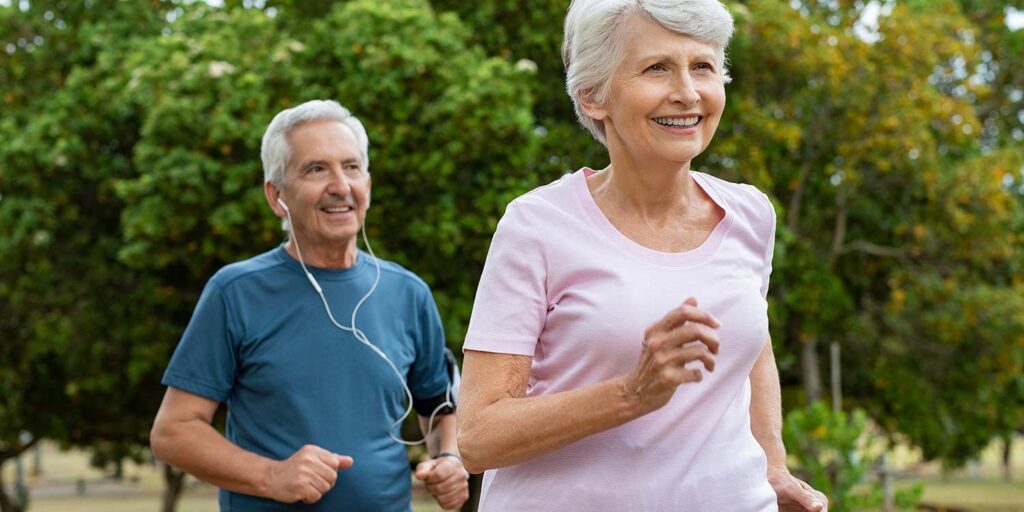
[{"left": 669, "top": 72, "right": 701, "bottom": 107}]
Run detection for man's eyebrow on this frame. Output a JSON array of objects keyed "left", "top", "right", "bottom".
[{"left": 298, "top": 159, "right": 328, "bottom": 169}]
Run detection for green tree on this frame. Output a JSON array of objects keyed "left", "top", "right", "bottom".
[
  {"left": 0, "top": 2, "right": 172, "bottom": 510},
  {"left": 714, "top": 0, "right": 1024, "bottom": 467},
  {"left": 3, "top": 1, "right": 535, "bottom": 509},
  {"left": 108, "top": 0, "right": 537, "bottom": 342},
  {"left": 430, "top": 0, "right": 608, "bottom": 189}
]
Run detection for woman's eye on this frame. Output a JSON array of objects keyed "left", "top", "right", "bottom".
[{"left": 646, "top": 63, "right": 668, "bottom": 73}]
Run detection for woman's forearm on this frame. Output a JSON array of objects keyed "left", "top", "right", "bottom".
[
  {"left": 459, "top": 374, "right": 644, "bottom": 473},
  {"left": 460, "top": 305, "right": 720, "bottom": 473},
  {"left": 749, "top": 337, "right": 787, "bottom": 470}
]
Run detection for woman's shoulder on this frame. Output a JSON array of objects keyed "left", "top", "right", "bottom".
[
  {"left": 510, "top": 170, "right": 578, "bottom": 206},
  {"left": 489, "top": 171, "right": 585, "bottom": 249},
  {"left": 502, "top": 170, "right": 581, "bottom": 220},
  {"left": 694, "top": 171, "right": 775, "bottom": 226}
]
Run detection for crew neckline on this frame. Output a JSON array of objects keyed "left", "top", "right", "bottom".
[
  {"left": 273, "top": 245, "right": 372, "bottom": 281},
  {"left": 572, "top": 168, "right": 733, "bottom": 267}
]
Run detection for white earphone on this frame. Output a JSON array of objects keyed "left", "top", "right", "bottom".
[{"left": 276, "top": 196, "right": 453, "bottom": 445}]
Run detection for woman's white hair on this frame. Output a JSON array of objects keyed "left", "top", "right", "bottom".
[
  {"left": 260, "top": 99, "right": 370, "bottom": 190},
  {"left": 563, "top": 0, "right": 735, "bottom": 145}
]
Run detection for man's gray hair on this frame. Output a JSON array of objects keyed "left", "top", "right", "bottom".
[
  {"left": 562, "top": 0, "right": 735, "bottom": 145},
  {"left": 260, "top": 99, "right": 370, "bottom": 190}
]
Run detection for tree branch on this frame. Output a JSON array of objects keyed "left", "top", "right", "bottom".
[
  {"left": 786, "top": 161, "right": 811, "bottom": 234},
  {"left": 828, "top": 186, "right": 848, "bottom": 270},
  {"left": 841, "top": 240, "right": 907, "bottom": 259},
  {"left": 0, "top": 436, "right": 40, "bottom": 463}
]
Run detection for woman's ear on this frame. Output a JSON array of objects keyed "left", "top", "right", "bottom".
[{"left": 578, "top": 88, "right": 608, "bottom": 121}]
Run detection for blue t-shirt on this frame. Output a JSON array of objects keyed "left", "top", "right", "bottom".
[{"left": 162, "top": 246, "right": 450, "bottom": 511}]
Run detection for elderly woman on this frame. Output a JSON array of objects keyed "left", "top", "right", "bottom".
[{"left": 458, "top": 1, "right": 828, "bottom": 511}]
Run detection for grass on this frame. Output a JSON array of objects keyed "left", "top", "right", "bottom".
[
  {"left": 2, "top": 442, "right": 444, "bottom": 511},
  {"left": 3, "top": 438, "right": 1022, "bottom": 511},
  {"left": 917, "top": 480, "right": 1024, "bottom": 512}
]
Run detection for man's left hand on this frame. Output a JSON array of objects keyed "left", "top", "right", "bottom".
[
  {"left": 414, "top": 455, "right": 470, "bottom": 510},
  {"left": 769, "top": 466, "right": 828, "bottom": 512}
]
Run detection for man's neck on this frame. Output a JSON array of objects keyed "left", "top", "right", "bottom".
[{"left": 283, "top": 238, "right": 359, "bottom": 269}]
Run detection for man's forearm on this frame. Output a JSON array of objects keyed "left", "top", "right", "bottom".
[
  {"left": 749, "top": 337, "right": 787, "bottom": 470},
  {"left": 418, "top": 413, "right": 459, "bottom": 457},
  {"left": 152, "top": 418, "right": 275, "bottom": 497}
]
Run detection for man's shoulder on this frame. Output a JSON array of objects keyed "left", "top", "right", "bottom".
[
  {"left": 208, "top": 247, "right": 289, "bottom": 290},
  {"left": 374, "top": 256, "right": 432, "bottom": 295}
]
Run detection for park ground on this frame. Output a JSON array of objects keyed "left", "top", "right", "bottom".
[{"left": 2, "top": 439, "right": 1023, "bottom": 511}]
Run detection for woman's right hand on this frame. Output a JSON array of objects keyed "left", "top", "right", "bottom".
[{"left": 623, "top": 297, "right": 721, "bottom": 413}]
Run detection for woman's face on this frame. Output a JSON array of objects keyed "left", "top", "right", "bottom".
[{"left": 586, "top": 15, "right": 726, "bottom": 167}]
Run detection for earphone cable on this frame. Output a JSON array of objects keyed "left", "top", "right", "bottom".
[{"left": 283, "top": 207, "right": 453, "bottom": 446}]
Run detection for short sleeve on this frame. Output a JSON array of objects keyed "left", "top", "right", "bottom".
[
  {"left": 161, "top": 281, "right": 238, "bottom": 402},
  {"left": 407, "top": 287, "right": 450, "bottom": 402},
  {"left": 760, "top": 193, "right": 777, "bottom": 299},
  {"left": 464, "top": 202, "right": 548, "bottom": 356}
]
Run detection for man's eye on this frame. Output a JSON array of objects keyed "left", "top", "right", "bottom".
[{"left": 695, "top": 62, "right": 714, "bottom": 71}]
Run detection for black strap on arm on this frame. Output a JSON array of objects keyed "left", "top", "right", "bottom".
[{"left": 412, "top": 348, "right": 459, "bottom": 416}]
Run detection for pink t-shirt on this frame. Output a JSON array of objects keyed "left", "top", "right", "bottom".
[{"left": 464, "top": 169, "right": 779, "bottom": 511}]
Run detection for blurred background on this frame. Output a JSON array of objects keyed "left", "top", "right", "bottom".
[{"left": 1, "top": 0, "right": 1022, "bottom": 510}]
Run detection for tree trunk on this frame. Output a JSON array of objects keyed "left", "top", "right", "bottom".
[
  {"left": 0, "top": 458, "right": 12, "bottom": 512},
  {"left": 802, "top": 336, "right": 822, "bottom": 403},
  {"left": 0, "top": 439, "right": 38, "bottom": 512},
  {"left": 161, "top": 464, "right": 185, "bottom": 512},
  {"left": 0, "top": 459, "right": 25, "bottom": 512},
  {"left": 1003, "top": 433, "right": 1012, "bottom": 483},
  {"left": 30, "top": 445, "right": 41, "bottom": 478}
]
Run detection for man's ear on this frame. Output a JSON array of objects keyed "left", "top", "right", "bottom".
[
  {"left": 365, "top": 176, "right": 372, "bottom": 209},
  {"left": 264, "top": 181, "right": 286, "bottom": 218}
]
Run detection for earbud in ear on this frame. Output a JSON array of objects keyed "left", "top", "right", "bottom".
[{"left": 276, "top": 197, "right": 289, "bottom": 212}]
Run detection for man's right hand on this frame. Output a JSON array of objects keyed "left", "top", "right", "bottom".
[{"left": 267, "top": 444, "right": 354, "bottom": 504}]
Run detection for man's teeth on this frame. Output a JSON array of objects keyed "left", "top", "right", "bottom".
[
  {"left": 654, "top": 116, "right": 700, "bottom": 127},
  {"left": 323, "top": 206, "right": 353, "bottom": 213}
]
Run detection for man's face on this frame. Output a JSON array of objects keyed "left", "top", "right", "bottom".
[{"left": 267, "top": 119, "right": 371, "bottom": 256}]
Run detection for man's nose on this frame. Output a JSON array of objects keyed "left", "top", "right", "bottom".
[{"left": 325, "top": 168, "right": 353, "bottom": 195}]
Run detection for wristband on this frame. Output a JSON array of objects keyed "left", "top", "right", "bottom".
[{"left": 433, "top": 451, "right": 463, "bottom": 464}]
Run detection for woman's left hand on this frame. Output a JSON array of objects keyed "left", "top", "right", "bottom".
[{"left": 768, "top": 467, "right": 828, "bottom": 511}]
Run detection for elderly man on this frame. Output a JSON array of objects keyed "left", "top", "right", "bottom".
[{"left": 151, "top": 100, "right": 469, "bottom": 511}]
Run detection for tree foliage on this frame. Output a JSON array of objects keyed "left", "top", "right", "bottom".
[
  {"left": 0, "top": 3, "right": 1022, "bottom": 502},
  {"left": 1, "top": 0, "right": 534, "bottom": 508}
]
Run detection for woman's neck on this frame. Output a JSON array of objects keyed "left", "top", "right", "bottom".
[{"left": 588, "top": 158, "right": 697, "bottom": 223}]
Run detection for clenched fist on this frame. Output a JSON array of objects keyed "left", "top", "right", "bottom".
[{"left": 267, "top": 444, "right": 354, "bottom": 504}]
